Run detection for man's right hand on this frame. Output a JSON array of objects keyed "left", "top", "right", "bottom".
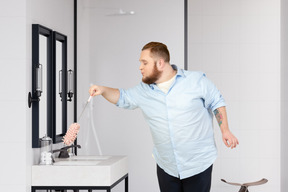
[
  {"left": 89, "top": 85, "right": 104, "bottom": 96},
  {"left": 89, "top": 85, "right": 120, "bottom": 104}
]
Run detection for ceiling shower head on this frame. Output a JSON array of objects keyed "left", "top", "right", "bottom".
[{"left": 106, "top": 8, "right": 135, "bottom": 16}]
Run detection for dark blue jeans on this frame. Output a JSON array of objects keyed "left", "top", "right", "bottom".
[{"left": 157, "top": 165, "right": 213, "bottom": 192}]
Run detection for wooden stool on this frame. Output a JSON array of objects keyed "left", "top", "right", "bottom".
[{"left": 221, "top": 178, "right": 268, "bottom": 192}]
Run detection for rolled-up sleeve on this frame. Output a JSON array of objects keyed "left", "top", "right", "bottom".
[
  {"left": 116, "top": 88, "right": 138, "bottom": 110},
  {"left": 200, "top": 74, "right": 226, "bottom": 111}
]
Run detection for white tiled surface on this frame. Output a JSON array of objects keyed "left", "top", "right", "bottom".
[
  {"left": 0, "top": 59, "right": 26, "bottom": 101},
  {"left": 0, "top": 0, "right": 26, "bottom": 17},
  {"left": 0, "top": 142, "right": 26, "bottom": 185},
  {"left": 0, "top": 18, "right": 26, "bottom": 60},
  {"left": 189, "top": 0, "right": 280, "bottom": 191},
  {"left": 0, "top": 101, "right": 26, "bottom": 142},
  {"left": 0, "top": 184, "right": 27, "bottom": 192},
  {"left": 0, "top": 0, "right": 74, "bottom": 191},
  {"left": 0, "top": 1, "right": 27, "bottom": 190},
  {"left": 221, "top": 16, "right": 241, "bottom": 43},
  {"left": 221, "top": 0, "right": 241, "bottom": 16},
  {"left": 79, "top": 1, "right": 184, "bottom": 192}
]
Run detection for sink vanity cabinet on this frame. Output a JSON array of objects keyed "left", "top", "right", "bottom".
[{"left": 31, "top": 156, "right": 128, "bottom": 192}]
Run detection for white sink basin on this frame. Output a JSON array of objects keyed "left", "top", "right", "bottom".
[
  {"left": 69, "top": 156, "right": 110, "bottom": 160},
  {"left": 53, "top": 155, "right": 111, "bottom": 166},
  {"left": 32, "top": 155, "right": 128, "bottom": 186},
  {"left": 53, "top": 160, "right": 100, "bottom": 166}
]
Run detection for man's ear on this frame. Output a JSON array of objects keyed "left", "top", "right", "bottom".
[{"left": 157, "top": 58, "right": 165, "bottom": 70}]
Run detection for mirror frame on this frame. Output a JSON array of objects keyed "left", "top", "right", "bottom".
[
  {"left": 32, "top": 24, "right": 53, "bottom": 148},
  {"left": 52, "top": 31, "right": 68, "bottom": 144}
]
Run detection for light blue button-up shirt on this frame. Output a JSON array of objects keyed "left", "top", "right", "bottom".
[{"left": 116, "top": 65, "right": 226, "bottom": 179}]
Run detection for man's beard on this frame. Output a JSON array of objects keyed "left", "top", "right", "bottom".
[{"left": 142, "top": 63, "right": 162, "bottom": 84}]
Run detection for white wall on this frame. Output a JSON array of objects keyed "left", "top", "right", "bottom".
[
  {"left": 0, "top": 0, "right": 27, "bottom": 191},
  {"left": 77, "top": 0, "right": 184, "bottom": 191},
  {"left": 188, "top": 0, "right": 280, "bottom": 192},
  {"left": 281, "top": 0, "right": 288, "bottom": 191},
  {"left": 78, "top": 0, "right": 282, "bottom": 192},
  {"left": 0, "top": 0, "right": 74, "bottom": 191}
]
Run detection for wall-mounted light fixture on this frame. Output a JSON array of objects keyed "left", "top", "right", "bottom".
[
  {"left": 67, "top": 69, "right": 74, "bottom": 102},
  {"left": 36, "top": 64, "right": 43, "bottom": 97},
  {"left": 28, "top": 63, "right": 43, "bottom": 108},
  {"left": 59, "top": 69, "right": 74, "bottom": 102}
]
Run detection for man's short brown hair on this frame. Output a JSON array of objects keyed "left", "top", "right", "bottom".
[{"left": 142, "top": 42, "right": 170, "bottom": 63}]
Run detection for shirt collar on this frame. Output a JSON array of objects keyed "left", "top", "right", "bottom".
[
  {"left": 148, "top": 64, "right": 185, "bottom": 89},
  {"left": 171, "top": 64, "right": 185, "bottom": 78}
]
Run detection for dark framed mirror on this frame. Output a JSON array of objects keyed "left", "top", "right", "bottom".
[
  {"left": 31, "top": 24, "right": 53, "bottom": 148},
  {"left": 53, "top": 31, "right": 68, "bottom": 143}
]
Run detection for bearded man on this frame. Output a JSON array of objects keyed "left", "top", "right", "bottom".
[{"left": 89, "top": 42, "right": 239, "bottom": 192}]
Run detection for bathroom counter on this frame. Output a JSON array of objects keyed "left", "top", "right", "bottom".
[{"left": 31, "top": 155, "right": 128, "bottom": 191}]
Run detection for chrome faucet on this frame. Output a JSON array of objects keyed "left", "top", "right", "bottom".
[{"left": 52, "top": 145, "right": 81, "bottom": 158}]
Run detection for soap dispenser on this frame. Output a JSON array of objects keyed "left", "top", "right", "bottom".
[{"left": 39, "top": 134, "right": 53, "bottom": 165}]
